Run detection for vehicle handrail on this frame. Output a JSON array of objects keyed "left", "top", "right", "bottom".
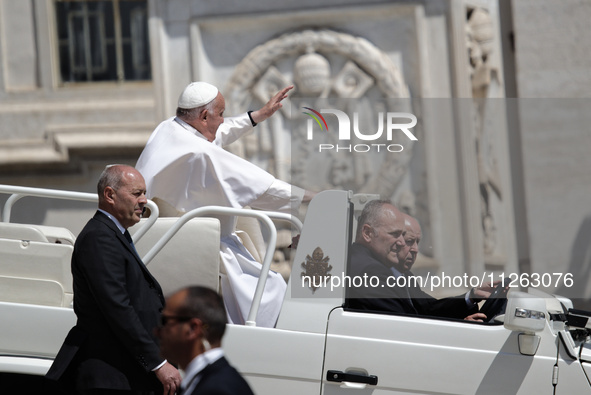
[
  {"left": 256, "top": 211, "right": 303, "bottom": 233},
  {"left": 0, "top": 184, "right": 302, "bottom": 327},
  {"left": 141, "top": 206, "right": 300, "bottom": 327},
  {"left": 0, "top": 184, "right": 159, "bottom": 243}
]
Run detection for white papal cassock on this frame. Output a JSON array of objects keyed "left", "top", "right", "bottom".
[{"left": 136, "top": 114, "right": 304, "bottom": 327}]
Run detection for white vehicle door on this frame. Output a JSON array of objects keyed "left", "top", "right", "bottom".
[{"left": 322, "top": 307, "right": 558, "bottom": 394}]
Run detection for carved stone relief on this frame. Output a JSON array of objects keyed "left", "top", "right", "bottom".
[
  {"left": 222, "top": 28, "right": 436, "bottom": 271},
  {"left": 224, "top": 29, "right": 417, "bottom": 203}
]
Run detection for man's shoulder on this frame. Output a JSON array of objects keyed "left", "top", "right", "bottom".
[
  {"left": 155, "top": 116, "right": 177, "bottom": 128},
  {"left": 75, "top": 212, "right": 118, "bottom": 244},
  {"left": 150, "top": 118, "right": 218, "bottom": 152},
  {"left": 82, "top": 211, "right": 113, "bottom": 230},
  {"left": 201, "top": 356, "right": 235, "bottom": 377},
  {"left": 349, "top": 243, "right": 370, "bottom": 260},
  {"left": 349, "top": 243, "right": 390, "bottom": 275},
  {"left": 151, "top": 117, "right": 198, "bottom": 140},
  {"left": 194, "top": 357, "right": 254, "bottom": 395}
]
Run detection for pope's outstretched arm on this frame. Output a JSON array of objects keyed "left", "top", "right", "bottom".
[
  {"left": 214, "top": 85, "right": 294, "bottom": 147},
  {"left": 250, "top": 85, "right": 294, "bottom": 124}
]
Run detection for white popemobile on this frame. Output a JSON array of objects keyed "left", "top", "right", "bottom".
[{"left": 1, "top": 185, "right": 591, "bottom": 394}]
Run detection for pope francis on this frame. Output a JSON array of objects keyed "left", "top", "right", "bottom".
[{"left": 136, "top": 82, "right": 314, "bottom": 327}]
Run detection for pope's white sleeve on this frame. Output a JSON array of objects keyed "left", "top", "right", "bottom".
[
  {"left": 249, "top": 179, "right": 305, "bottom": 213},
  {"left": 213, "top": 113, "right": 253, "bottom": 147}
]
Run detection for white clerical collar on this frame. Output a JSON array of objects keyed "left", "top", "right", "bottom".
[
  {"left": 181, "top": 348, "right": 225, "bottom": 392},
  {"left": 98, "top": 209, "right": 125, "bottom": 234},
  {"left": 174, "top": 116, "right": 208, "bottom": 141}
]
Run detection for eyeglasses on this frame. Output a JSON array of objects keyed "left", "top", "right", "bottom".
[{"left": 159, "top": 314, "right": 194, "bottom": 327}]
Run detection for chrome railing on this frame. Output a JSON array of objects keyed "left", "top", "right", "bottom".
[
  {"left": 0, "top": 184, "right": 304, "bottom": 327},
  {"left": 141, "top": 206, "right": 302, "bottom": 326},
  {"left": 0, "top": 184, "right": 159, "bottom": 242}
]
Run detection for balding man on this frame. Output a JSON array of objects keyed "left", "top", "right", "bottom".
[
  {"left": 347, "top": 200, "right": 492, "bottom": 320},
  {"left": 136, "top": 82, "right": 314, "bottom": 327},
  {"left": 47, "top": 165, "right": 181, "bottom": 394}
]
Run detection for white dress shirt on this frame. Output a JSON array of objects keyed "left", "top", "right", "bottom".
[{"left": 181, "top": 348, "right": 225, "bottom": 394}]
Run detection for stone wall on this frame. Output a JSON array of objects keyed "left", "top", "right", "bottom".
[{"left": 509, "top": 0, "right": 591, "bottom": 303}]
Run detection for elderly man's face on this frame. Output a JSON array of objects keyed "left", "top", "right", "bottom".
[
  {"left": 107, "top": 169, "right": 147, "bottom": 229},
  {"left": 201, "top": 93, "right": 225, "bottom": 142},
  {"left": 363, "top": 205, "right": 406, "bottom": 268},
  {"left": 397, "top": 220, "right": 422, "bottom": 272}
]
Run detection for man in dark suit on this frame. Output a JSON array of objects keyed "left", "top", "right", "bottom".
[
  {"left": 156, "top": 286, "right": 254, "bottom": 395},
  {"left": 46, "top": 165, "right": 181, "bottom": 394},
  {"left": 347, "top": 199, "right": 493, "bottom": 320}
]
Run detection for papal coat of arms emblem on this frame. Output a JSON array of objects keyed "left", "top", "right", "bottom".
[{"left": 301, "top": 247, "right": 333, "bottom": 293}]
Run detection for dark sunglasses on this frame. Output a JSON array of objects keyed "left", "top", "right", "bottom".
[{"left": 159, "top": 314, "right": 194, "bottom": 327}]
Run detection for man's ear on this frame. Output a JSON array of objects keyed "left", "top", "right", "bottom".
[
  {"left": 198, "top": 108, "right": 208, "bottom": 121},
  {"left": 360, "top": 224, "right": 374, "bottom": 243},
  {"left": 103, "top": 186, "right": 116, "bottom": 205},
  {"left": 187, "top": 318, "right": 203, "bottom": 340}
]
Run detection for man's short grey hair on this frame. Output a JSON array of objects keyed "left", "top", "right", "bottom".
[
  {"left": 355, "top": 199, "right": 393, "bottom": 241},
  {"left": 176, "top": 99, "right": 216, "bottom": 121},
  {"left": 97, "top": 164, "right": 128, "bottom": 196}
]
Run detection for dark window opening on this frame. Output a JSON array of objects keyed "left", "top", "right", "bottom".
[{"left": 55, "top": 0, "right": 151, "bottom": 83}]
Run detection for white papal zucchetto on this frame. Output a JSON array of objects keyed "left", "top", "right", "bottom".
[{"left": 177, "top": 81, "right": 219, "bottom": 109}]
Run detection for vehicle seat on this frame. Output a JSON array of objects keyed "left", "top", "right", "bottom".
[
  {"left": 0, "top": 223, "right": 74, "bottom": 307},
  {"left": 130, "top": 216, "right": 221, "bottom": 295}
]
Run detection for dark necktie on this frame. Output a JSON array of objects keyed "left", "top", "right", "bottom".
[{"left": 123, "top": 230, "right": 139, "bottom": 256}]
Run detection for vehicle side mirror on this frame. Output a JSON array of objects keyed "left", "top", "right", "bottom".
[
  {"left": 503, "top": 292, "right": 547, "bottom": 356},
  {"left": 504, "top": 292, "right": 547, "bottom": 333}
]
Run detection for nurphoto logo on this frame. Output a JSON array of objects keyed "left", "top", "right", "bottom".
[{"left": 302, "top": 107, "right": 418, "bottom": 153}]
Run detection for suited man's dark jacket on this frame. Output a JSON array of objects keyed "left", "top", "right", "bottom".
[
  {"left": 346, "top": 243, "right": 477, "bottom": 319},
  {"left": 188, "top": 356, "right": 254, "bottom": 395},
  {"left": 46, "top": 211, "right": 165, "bottom": 392}
]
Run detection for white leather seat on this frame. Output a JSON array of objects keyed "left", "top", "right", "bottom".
[
  {"left": 130, "top": 217, "right": 221, "bottom": 295},
  {"left": 0, "top": 236, "right": 73, "bottom": 307}
]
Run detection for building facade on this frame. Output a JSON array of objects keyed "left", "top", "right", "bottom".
[{"left": 1, "top": 0, "right": 590, "bottom": 303}]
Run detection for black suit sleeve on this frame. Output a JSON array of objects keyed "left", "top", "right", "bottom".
[
  {"left": 346, "top": 243, "right": 478, "bottom": 319},
  {"left": 413, "top": 293, "right": 478, "bottom": 319},
  {"left": 347, "top": 246, "right": 418, "bottom": 314}
]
